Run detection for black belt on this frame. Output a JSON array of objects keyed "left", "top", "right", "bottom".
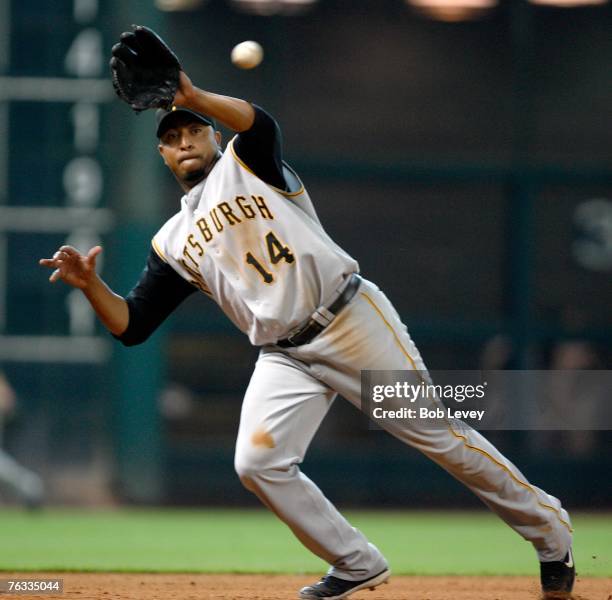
[{"left": 277, "top": 274, "right": 362, "bottom": 348}]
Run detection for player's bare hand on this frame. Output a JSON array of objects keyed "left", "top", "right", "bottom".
[
  {"left": 173, "top": 71, "right": 196, "bottom": 107},
  {"left": 39, "top": 245, "right": 102, "bottom": 289}
]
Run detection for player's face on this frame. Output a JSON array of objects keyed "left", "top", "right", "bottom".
[{"left": 158, "top": 118, "right": 222, "bottom": 190}]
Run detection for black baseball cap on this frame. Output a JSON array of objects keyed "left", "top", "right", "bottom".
[{"left": 155, "top": 106, "right": 216, "bottom": 138}]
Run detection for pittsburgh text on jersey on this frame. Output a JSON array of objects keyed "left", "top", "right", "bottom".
[{"left": 180, "top": 193, "right": 276, "bottom": 292}]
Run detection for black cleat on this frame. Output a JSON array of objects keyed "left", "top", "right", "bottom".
[
  {"left": 298, "top": 568, "right": 390, "bottom": 600},
  {"left": 540, "top": 548, "right": 575, "bottom": 599}
]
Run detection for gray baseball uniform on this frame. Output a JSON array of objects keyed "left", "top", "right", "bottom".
[{"left": 117, "top": 106, "right": 572, "bottom": 580}]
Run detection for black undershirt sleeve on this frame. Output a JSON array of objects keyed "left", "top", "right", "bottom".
[
  {"left": 113, "top": 249, "right": 197, "bottom": 346},
  {"left": 233, "top": 105, "right": 287, "bottom": 191}
]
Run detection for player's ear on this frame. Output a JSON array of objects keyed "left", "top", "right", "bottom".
[
  {"left": 214, "top": 130, "right": 222, "bottom": 146},
  {"left": 158, "top": 143, "right": 169, "bottom": 165}
]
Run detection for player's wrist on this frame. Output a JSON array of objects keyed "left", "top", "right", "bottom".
[
  {"left": 80, "top": 273, "right": 102, "bottom": 294},
  {"left": 173, "top": 72, "right": 199, "bottom": 107},
  {"left": 179, "top": 85, "right": 205, "bottom": 111}
]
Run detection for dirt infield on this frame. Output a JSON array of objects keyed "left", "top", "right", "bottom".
[
  {"left": 8, "top": 573, "right": 612, "bottom": 600},
  {"left": 4, "top": 573, "right": 611, "bottom": 600}
]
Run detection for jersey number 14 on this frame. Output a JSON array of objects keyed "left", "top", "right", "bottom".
[{"left": 246, "top": 231, "right": 295, "bottom": 284}]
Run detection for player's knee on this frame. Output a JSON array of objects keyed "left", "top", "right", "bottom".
[
  {"left": 234, "top": 454, "right": 263, "bottom": 490},
  {"left": 234, "top": 451, "right": 294, "bottom": 491}
]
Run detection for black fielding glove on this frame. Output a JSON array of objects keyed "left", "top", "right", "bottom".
[{"left": 109, "top": 25, "right": 181, "bottom": 113}]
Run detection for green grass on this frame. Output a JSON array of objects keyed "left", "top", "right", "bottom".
[{"left": 0, "top": 509, "right": 610, "bottom": 576}]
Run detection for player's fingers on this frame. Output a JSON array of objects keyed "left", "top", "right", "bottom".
[
  {"left": 88, "top": 245, "right": 103, "bottom": 257},
  {"left": 59, "top": 245, "right": 80, "bottom": 256},
  {"left": 49, "top": 269, "right": 61, "bottom": 283},
  {"left": 86, "top": 246, "right": 103, "bottom": 266},
  {"left": 39, "top": 259, "right": 63, "bottom": 271}
]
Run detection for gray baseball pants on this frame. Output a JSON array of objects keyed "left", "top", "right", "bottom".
[{"left": 234, "top": 278, "right": 573, "bottom": 581}]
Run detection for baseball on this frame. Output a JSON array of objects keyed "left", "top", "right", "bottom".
[{"left": 231, "top": 41, "right": 264, "bottom": 70}]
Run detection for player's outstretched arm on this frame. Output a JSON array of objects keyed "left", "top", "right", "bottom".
[
  {"left": 173, "top": 71, "right": 256, "bottom": 133},
  {"left": 39, "top": 246, "right": 129, "bottom": 336}
]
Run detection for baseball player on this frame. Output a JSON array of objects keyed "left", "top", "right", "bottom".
[{"left": 40, "top": 27, "right": 575, "bottom": 599}]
